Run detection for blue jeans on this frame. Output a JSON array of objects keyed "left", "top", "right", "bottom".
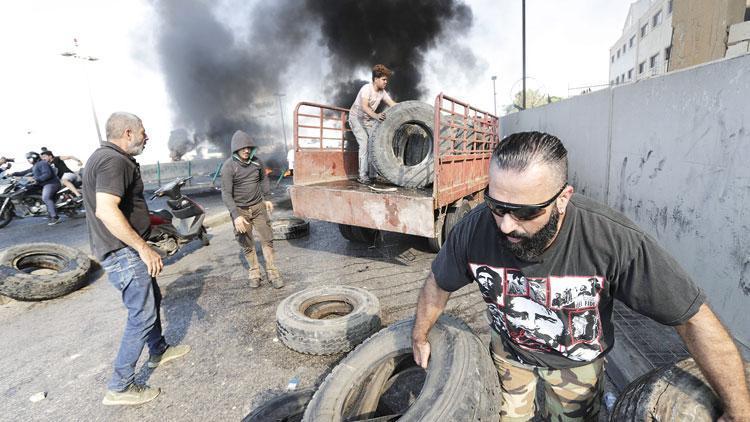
[
  {"left": 42, "top": 182, "right": 60, "bottom": 218},
  {"left": 101, "top": 247, "right": 168, "bottom": 391}
]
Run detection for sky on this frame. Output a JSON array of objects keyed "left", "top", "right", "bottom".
[{"left": 0, "top": 0, "right": 634, "bottom": 167}]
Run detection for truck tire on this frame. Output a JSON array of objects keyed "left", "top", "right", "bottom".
[
  {"left": 338, "top": 224, "right": 377, "bottom": 245},
  {"left": 427, "top": 200, "right": 472, "bottom": 252},
  {"left": 242, "top": 389, "right": 315, "bottom": 422},
  {"left": 0, "top": 243, "right": 91, "bottom": 301},
  {"left": 302, "top": 315, "right": 501, "bottom": 422},
  {"left": 368, "top": 101, "right": 435, "bottom": 188},
  {"left": 610, "top": 357, "right": 750, "bottom": 421},
  {"left": 276, "top": 285, "right": 381, "bottom": 355},
  {"left": 273, "top": 217, "right": 309, "bottom": 240}
]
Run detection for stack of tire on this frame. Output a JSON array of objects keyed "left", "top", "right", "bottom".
[{"left": 245, "top": 285, "right": 501, "bottom": 421}]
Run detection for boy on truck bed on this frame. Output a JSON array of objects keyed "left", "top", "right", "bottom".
[{"left": 348, "top": 64, "right": 397, "bottom": 186}]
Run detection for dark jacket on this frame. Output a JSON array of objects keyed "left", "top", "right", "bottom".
[
  {"left": 221, "top": 156, "right": 269, "bottom": 220},
  {"left": 31, "top": 161, "right": 60, "bottom": 187}
]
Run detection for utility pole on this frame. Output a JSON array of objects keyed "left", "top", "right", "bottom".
[
  {"left": 274, "top": 93, "right": 289, "bottom": 155},
  {"left": 61, "top": 38, "right": 103, "bottom": 144},
  {"left": 522, "top": 0, "right": 527, "bottom": 110},
  {"left": 491, "top": 75, "right": 497, "bottom": 116}
]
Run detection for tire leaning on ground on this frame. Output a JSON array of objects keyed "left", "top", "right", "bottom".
[
  {"left": 368, "top": 101, "right": 435, "bottom": 188},
  {"left": 276, "top": 285, "right": 381, "bottom": 355},
  {"left": 272, "top": 217, "right": 310, "bottom": 240},
  {"left": 0, "top": 243, "right": 91, "bottom": 301},
  {"left": 610, "top": 357, "right": 750, "bottom": 421},
  {"left": 302, "top": 315, "right": 501, "bottom": 422},
  {"left": 242, "top": 389, "right": 315, "bottom": 422}
]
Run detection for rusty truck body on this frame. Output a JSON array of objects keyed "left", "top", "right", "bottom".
[{"left": 289, "top": 93, "right": 500, "bottom": 250}]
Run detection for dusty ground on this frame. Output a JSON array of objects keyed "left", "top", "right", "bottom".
[{"left": 0, "top": 184, "right": 614, "bottom": 421}]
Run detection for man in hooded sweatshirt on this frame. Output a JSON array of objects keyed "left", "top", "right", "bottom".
[{"left": 221, "top": 130, "right": 284, "bottom": 288}]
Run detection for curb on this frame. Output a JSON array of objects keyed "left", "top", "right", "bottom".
[{"left": 205, "top": 211, "right": 231, "bottom": 228}]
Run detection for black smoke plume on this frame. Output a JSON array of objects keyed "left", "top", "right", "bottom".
[
  {"left": 307, "top": 0, "right": 473, "bottom": 106},
  {"left": 150, "top": 0, "right": 475, "bottom": 161}
]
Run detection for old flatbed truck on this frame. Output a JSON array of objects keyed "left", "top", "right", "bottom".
[{"left": 289, "top": 93, "right": 500, "bottom": 251}]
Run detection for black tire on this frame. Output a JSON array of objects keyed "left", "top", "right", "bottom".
[
  {"left": 610, "top": 357, "right": 750, "bottom": 421},
  {"left": 243, "top": 389, "right": 315, "bottom": 422},
  {"left": 0, "top": 243, "right": 91, "bottom": 301},
  {"left": 369, "top": 101, "right": 435, "bottom": 188},
  {"left": 273, "top": 217, "right": 309, "bottom": 240},
  {"left": 302, "top": 315, "right": 501, "bottom": 421},
  {"left": 338, "top": 223, "right": 356, "bottom": 241},
  {"left": 276, "top": 285, "right": 381, "bottom": 355},
  {"left": 338, "top": 224, "right": 378, "bottom": 245},
  {"left": 0, "top": 203, "right": 13, "bottom": 229},
  {"left": 426, "top": 200, "right": 472, "bottom": 252}
]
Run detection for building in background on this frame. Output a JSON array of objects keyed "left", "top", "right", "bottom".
[{"left": 609, "top": 0, "right": 748, "bottom": 86}]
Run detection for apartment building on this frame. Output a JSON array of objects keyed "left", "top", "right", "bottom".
[{"left": 609, "top": 0, "right": 673, "bottom": 86}]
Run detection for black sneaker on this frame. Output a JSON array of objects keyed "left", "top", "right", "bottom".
[
  {"left": 47, "top": 216, "right": 61, "bottom": 226},
  {"left": 357, "top": 177, "right": 373, "bottom": 185}
]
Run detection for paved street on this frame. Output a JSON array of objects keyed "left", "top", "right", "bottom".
[
  {"left": 0, "top": 188, "right": 227, "bottom": 252},
  {"left": 0, "top": 183, "right": 620, "bottom": 421}
]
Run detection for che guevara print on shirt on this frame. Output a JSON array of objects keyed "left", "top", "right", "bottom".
[{"left": 471, "top": 263, "right": 604, "bottom": 362}]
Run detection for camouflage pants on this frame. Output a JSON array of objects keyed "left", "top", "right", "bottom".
[{"left": 491, "top": 349, "right": 604, "bottom": 421}]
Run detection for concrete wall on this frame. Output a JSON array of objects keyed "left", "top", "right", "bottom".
[{"left": 500, "top": 53, "right": 750, "bottom": 349}]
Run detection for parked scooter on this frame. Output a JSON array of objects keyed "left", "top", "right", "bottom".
[
  {"left": 148, "top": 176, "right": 209, "bottom": 256},
  {"left": 0, "top": 176, "right": 83, "bottom": 229}
]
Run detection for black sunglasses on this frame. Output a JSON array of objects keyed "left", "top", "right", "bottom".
[{"left": 484, "top": 183, "right": 568, "bottom": 221}]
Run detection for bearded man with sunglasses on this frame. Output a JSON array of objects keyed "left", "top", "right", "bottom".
[{"left": 412, "top": 131, "right": 750, "bottom": 421}]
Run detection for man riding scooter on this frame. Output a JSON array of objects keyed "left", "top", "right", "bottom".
[{"left": 10, "top": 152, "right": 62, "bottom": 225}]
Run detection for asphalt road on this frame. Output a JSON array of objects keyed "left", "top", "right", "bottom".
[
  {"left": 0, "top": 189, "right": 227, "bottom": 252},
  {"left": 0, "top": 182, "right": 615, "bottom": 421}
]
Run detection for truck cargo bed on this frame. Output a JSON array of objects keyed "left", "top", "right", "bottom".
[{"left": 289, "top": 179, "right": 435, "bottom": 237}]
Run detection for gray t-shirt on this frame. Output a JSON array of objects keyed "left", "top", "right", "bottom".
[
  {"left": 82, "top": 143, "right": 150, "bottom": 260},
  {"left": 432, "top": 194, "right": 705, "bottom": 368}
]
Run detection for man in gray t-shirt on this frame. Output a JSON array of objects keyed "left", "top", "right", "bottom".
[
  {"left": 83, "top": 112, "right": 190, "bottom": 406},
  {"left": 411, "top": 132, "right": 750, "bottom": 420}
]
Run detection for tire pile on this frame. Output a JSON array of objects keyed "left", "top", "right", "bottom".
[{"left": 246, "top": 286, "right": 502, "bottom": 422}]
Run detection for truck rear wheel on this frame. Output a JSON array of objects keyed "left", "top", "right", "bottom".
[
  {"left": 427, "top": 200, "right": 471, "bottom": 252},
  {"left": 338, "top": 224, "right": 378, "bottom": 245}
]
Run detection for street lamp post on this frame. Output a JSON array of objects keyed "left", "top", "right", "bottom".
[
  {"left": 61, "top": 40, "right": 103, "bottom": 145},
  {"left": 274, "top": 93, "right": 289, "bottom": 155},
  {"left": 491, "top": 75, "right": 497, "bottom": 116}
]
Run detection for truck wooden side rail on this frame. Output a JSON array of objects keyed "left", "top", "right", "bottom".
[{"left": 289, "top": 93, "right": 499, "bottom": 250}]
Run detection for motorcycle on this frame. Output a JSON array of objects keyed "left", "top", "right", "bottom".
[
  {"left": 147, "top": 176, "right": 209, "bottom": 256},
  {"left": 0, "top": 176, "right": 84, "bottom": 228}
]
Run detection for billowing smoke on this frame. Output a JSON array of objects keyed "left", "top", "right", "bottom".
[
  {"left": 307, "top": 0, "right": 474, "bottom": 106},
  {"left": 150, "top": 0, "right": 475, "bottom": 164}
]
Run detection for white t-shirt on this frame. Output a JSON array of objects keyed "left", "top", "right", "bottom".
[{"left": 350, "top": 83, "right": 393, "bottom": 122}]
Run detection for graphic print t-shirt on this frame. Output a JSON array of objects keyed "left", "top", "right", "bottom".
[{"left": 432, "top": 194, "right": 705, "bottom": 368}]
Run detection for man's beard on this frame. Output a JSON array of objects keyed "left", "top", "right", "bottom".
[
  {"left": 499, "top": 207, "right": 560, "bottom": 261},
  {"left": 127, "top": 138, "right": 145, "bottom": 156}
]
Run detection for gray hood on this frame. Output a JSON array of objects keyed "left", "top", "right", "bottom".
[{"left": 230, "top": 130, "right": 257, "bottom": 153}]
